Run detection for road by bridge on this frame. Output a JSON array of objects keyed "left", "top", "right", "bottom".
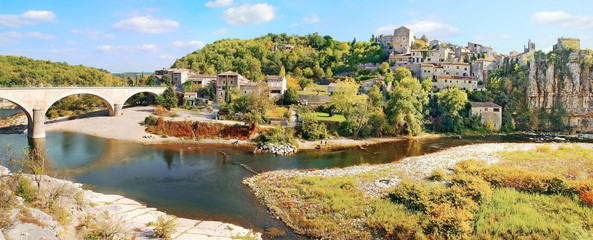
[{"left": 0, "top": 87, "right": 166, "bottom": 138}]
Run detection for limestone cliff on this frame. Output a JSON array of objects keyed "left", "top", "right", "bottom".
[{"left": 527, "top": 50, "right": 593, "bottom": 132}]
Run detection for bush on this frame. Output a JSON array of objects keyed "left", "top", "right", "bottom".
[
  {"left": 258, "top": 125, "right": 296, "bottom": 145},
  {"left": 301, "top": 122, "right": 328, "bottom": 141},
  {"left": 427, "top": 168, "right": 445, "bottom": 181},
  {"left": 15, "top": 175, "right": 36, "bottom": 203},
  {"left": 149, "top": 214, "right": 178, "bottom": 240},
  {"left": 143, "top": 115, "right": 160, "bottom": 125}
]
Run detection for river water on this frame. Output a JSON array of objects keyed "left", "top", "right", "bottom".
[
  {"left": 0, "top": 128, "right": 584, "bottom": 239},
  {"left": 0, "top": 108, "right": 22, "bottom": 120}
]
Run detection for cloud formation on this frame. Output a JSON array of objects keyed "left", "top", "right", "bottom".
[
  {"left": 221, "top": 3, "right": 275, "bottom": 26},
  {"left": 171, "top": 40, "right": 205, "bottom": 50},
  {"left": 532, "top": 11, "right": 593, "bottom": 29},
  {"left": 375, "top": 20, "right": 460, "bottom": 38},
  {"left": 112, "top": 16, "right": 179, "bottom": 34},
  {"left": 95, "top": 44, "right": 158, "bottom": 54},
  {"left": 291, "top": 14, "right": 321, "bottom": 27},
  {"left": 0, "top": 10, "right": 56, "bottom": 28},
  {"left": 71, "top": 28, "right": 116, "bottom": 40},
  {"left": 0, "top": 31, "right": 55, "bottom": 46},
  {"left": 205, "top": 0, "right": 233, "bottom": 8}
]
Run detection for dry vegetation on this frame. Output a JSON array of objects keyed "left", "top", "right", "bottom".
[
  {"left": 146, "top": 118, "right": 258, "bottom": 140},
  {"left": 246, "top": 144, "right": 593, "bottom": 239}
]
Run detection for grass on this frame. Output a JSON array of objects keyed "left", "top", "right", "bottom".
[
  {"left": 297, "top": 84, "right": 330, "bottom": 96},
  {"left": 247, "top": 144, "right": 593, "bottom": 239},
  {"left": 312, "top": 112, "right": 346, "bottom": 123},
  {"left": 265, "top": 106, "right": 290, "bottom": 119}
]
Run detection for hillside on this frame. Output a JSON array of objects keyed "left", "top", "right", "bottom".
[
  {"left": 172, "top": 33, "right": 387, "bottom": 81},
  {"left": 0, "top": 56, "right": 123, "bottom": 86}
]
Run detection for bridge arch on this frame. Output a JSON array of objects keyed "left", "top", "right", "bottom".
[
  {"left": 0, "top": 97, "right": 33, "bottom": 134},
  {"left": 44, "top": 92, "right": 115, "bottom": 117}
]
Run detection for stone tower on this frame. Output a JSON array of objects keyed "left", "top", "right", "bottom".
[{"left": 392, "top": 26, "right": 415, "bottom": 54}]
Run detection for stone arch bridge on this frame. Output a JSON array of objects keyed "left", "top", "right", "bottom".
[{"left": 0, "top": 87, "right": 166, "bottom": 138}]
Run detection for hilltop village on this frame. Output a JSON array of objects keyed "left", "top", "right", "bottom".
[{"left": 147, "top": 26, "right": 590, "bottom": 138}]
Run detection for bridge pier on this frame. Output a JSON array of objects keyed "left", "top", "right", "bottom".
[
  {"left": 113, "top": 103, "right": 123, "bottom": 116},
  {"left": 29, "top": 108, "right": 45, "bottom": 139}
]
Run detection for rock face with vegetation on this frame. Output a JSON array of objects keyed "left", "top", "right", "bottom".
[{"left": 527, "top": 49, "right": 593, "bottom": 132}]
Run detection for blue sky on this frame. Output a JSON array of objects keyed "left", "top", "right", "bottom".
[{"left": 1, "top": 0, "right": 593, "bottom": 73}]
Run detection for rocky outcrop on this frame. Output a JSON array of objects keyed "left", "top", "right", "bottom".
[
  {"left": 253, "top": 143, "right": 297, "bottom": 155},
  {"left": 527, "top": 51, "right": 593, "bottom": 132}
]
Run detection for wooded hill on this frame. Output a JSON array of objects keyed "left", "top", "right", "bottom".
[
  {"left": 0, "top": 56, "right": 122, "bottom": 86},
  {"left": 172, "top": 33, "right": 387, "bottom": 81}
]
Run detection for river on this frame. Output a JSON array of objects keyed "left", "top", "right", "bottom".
[{"left": 0, "top": 129, "right": 586, "bottom": 239}]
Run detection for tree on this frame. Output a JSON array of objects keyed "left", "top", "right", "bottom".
[
  {"left": 325, "top": 67, "right": 333, "bottom": 78},
  {"left": 224, "top": 76, "right": 231, "bottom": 104},
  {"left": 436, "top": 87, "right": 468, "bottom": 132},
  {"left": 385, "top": 76, "right": 429, "bottom": 136},
  {"left": 198, "top": 81, "right": 216, "bottom": 100},
  {"left": 298, "top": 77, "right": 313, "bottom": 89},
  {"left": 394, "top": 67, "right": 412, "bottom": 82},
  {"left": 293, "top": 67, "right": 303, "bottom": 78},
  {"left": 421, "top": 34, "right": 428, "bottom": 42},
  {"left": 156, "top": 85, "right": 178, "bottom": 110},
  {"left": 314, "top": 66, "right": 325, "bottom": 79},
  {"left": 303, "top": 67, "right": 314, "bottom": 78},
  {"left": 182, "top": 81, "right": 194, "bottom": 92},
  {"left": 279, "top": 65, "right": 286, "bottom": 76},
  {"left": 146, "top": 73, "right": 156, "bottom": 85},
  {"left": 161, "top": 74, "right": 172, "bottom": 86},
  {"left": 283, "top": 86, "right": 299, "bottom": 105}
]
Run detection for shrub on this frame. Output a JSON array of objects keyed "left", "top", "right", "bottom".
[
  {"left": 301, "top": 122, "right": 328, "bottom": 141},
  {"left": 15, "top": 175, "right": 36, "bottom": 203},
  {"left": 149, "top": 214, "right": 178, "bottom": 240},
  {"left": 143, "top": 115, "right": 160, "bottom": 125},
  {"left": 258, "top": 125, "right": 296, "bottom": 145},
  {"left": 579, "top": 190, "right": 593, "bottom": 206},
  {"left": 427, "top": 168, "right": 445, "bottom": 181}
]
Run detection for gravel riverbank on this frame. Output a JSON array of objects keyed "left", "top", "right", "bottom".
[{"left": 0, "top": 166, "right": 262, "bottom": 240}]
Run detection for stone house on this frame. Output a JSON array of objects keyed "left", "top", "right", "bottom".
[
  {"left": 470, "top": 102, "right": 502, "bottom": 130},
  {"left": 468, "top": 42, "right": 493, "bottom": 56},
  {"left": 188, "top": 73, "right": 216, "bottom": 90},
  {"left": 432, "top": 76, "right": 479, "bottom": 92},
  {"left": 470, "top": 59, "right": 494, "bottom": 83},
  {"left": 266, "top": 75, "right": 287, "bottom": 99},
  {"left": 393, "top": 26, "right": 415, "bottom": 54},
  {"left": 442, "top": 62, "right": 470, "bottom": 77},
  {"left": 410, "top": 49, "right": 440, "bottom": 63},
  {"left": 155, "top": 68, "right": 189, "bottom": 88},
  {"left": 328, "top": 82, "right": 337, "bottom": 93},
  {"left": 360, "top": 76, "right": 384, "bottom": 93},
  {"left": 389, "top": 53, "right": 411, "bottom": 66},
  {"left": 215, "top": 71, "right": 249, "bottom": 102},
  {"left": 377, "top": 34, "right": 393, "bottom": 48}
]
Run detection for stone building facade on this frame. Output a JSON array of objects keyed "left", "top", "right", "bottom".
[
  {"left": 393, "top": 26, "right": 415, "bottom": 54},
  {"left": 470, "top": 102, "right": 502, "bottom": 130}
]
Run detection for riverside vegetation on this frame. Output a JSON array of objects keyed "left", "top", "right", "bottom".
[{"left": 245, "top": 143, "right": 593, "bottom": 239}]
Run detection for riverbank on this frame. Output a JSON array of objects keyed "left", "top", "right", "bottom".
[
  {"left": 0, "top": 165, "right": 262, "bottom": 240},
  {"left": 40, "top": 105, "right": 442, "bottom": 151},
  {"left": 244, "top": 142, "right": 593, "bottom": 238}
]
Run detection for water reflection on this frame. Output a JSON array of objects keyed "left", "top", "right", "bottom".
[{"left": 1, "top": 132, "right": 591, "bottom": 240}]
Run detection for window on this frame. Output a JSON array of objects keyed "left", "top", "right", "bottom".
[
  {"left": 485, "top": 108, "right": 489, "bottom": 111},
  {"left": 231, "top": 81, "right": 233, "bottom": 84},
  {"left": 396, "top": 37, "right": 400, "bottom": 40},
  {"left": 403, "top": 37, "right": 406, "bottom": 40},
  {"left": 457, "top": 66, "right": 459, "bottom": 69},
  {"left": 494, "top": 108, "right": 500, "bottom": 112}
]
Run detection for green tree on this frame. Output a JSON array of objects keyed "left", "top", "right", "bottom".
[
  {"left": 198, "top": 81, "right": 216, "bottom": 100},
  {"left": 436, "top": 87, "right": 468, "bottom": 132},
  {"left": 182, "top": 81, "right": 194, "bottom": 92},
  {"left": 325, "top": 67, "right": 333, "bottom": 78},
  {"left": 298, "top": 78, "right": 313, "bottom": 89},
  {"left": 279, "top": 65, "right": 286, "bottom": 76},
  {"left": 303, "top": 67, "right": 314, "bottom": 78},
  {"left": 225, "top": 76, "right": 231, "bottom": 104},
  {"left": 394, "top": 67, "right": 412, "bottom": 82},
  {"left": 385, "top": 76, "right": 429, "bottom": 136},
  {"left": 146, "top": 73, "right": 156, "bottom": 85},
  {"left": 156, "top": 85, "right": 178, "bottom": 110},
  {"left": 293, "top": 67, "right": 303, "bottom": 78},
  {"left": 161, "top": 74, "right": 172, "bottom": 86},
  {"left": 283, "top": 86, "right": 299, "bottom": 105}
]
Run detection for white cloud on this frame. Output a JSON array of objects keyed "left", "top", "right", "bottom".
[
  {"left": 48, "top": 48, "right": 78, "bottom": 55},
  {"left": 292, "top": 14, "right": 321, "bottom": 27},
  {"left": 112, "top": 16, "right": 179, "bottom": 34},
  {"left": 205, "top": 0, "right": 233, "bottom": 8},
  {"left": 221, "top": 3, "right": 275, "bottom": 26},
  {"left": 0, "top": 10, "right": 56, "bottom": 28},
  {"left": 213, "top": 28, "right": 228, "bottom": 35},
  {"left": 532, "top": 11, "right": 593, "bottom": 29},
  {"left": 94, "top": 44, "right": 158, "bottom": 54},
  {"left": 171, "top": 40, "right": 205, "bottom": 50},
  {"left": 159, "top": 54, "right": 175, "bottom": 60},
  {"left": 0, "top": 31, "right": 56, "bottom": 45},
  {"left": 375, "top": 20, "right": 460, "bottom": 38},
  {"left": 71, "top": 28, "right": 116, "bottom": 40}
]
